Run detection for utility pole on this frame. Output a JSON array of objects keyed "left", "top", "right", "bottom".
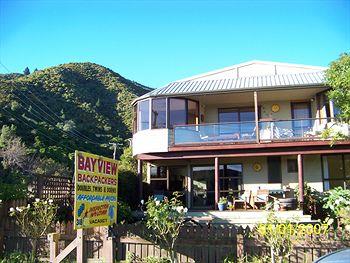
[
  {"left": 109, "top": 142, "right": 117, "bottom": 160},
  {"left": 109, "top": 142, "right": 123, "bottom": 160}
]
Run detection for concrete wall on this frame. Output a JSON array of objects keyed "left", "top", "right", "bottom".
[{"left": 132, "top": 128, "right": 169, "bottom": 155}]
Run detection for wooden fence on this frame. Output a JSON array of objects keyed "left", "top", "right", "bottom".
[
  {"left": 114, "top": 223, "right": 238, "bottom": 262},
  {"left": 113, "top": 223, "right": 350, "bottom": 263},
  {"left": 30, "top": 175, "right": 74, "bottom": 201},
  {"left": 1, "top": 198, "right": 350, "bottom": 263},
  {"left": 1, "top": 213, "right": 103, "bottom": 261}
]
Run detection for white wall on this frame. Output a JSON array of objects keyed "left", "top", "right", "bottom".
[
  {"left": 303, "top": 155, "right": 324, "bottom": 191},
  {"left": 225, "top": 155, "right": 323, "bottom": 193},
  {"left": 202, "top": 99, "right": 318, "bottom": 124},
  {"left": 132, "top": 129, "right": 169, "bottom": 156}
]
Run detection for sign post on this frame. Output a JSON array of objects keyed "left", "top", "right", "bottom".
[{"left": 48, "top": 151, "right": 118, "bottom": 263}]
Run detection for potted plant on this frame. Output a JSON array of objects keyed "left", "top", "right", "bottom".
[{"left": 218, "top": 197, "right": 227, "bottom": 211}]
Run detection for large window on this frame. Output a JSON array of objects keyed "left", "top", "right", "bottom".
[
  {"left": 133, "top": 105, "right": 137, "bottom": 133},
  {"left": 322, "top": 154, "right": 350, "bottom": 190},
  {"left": 188, "top": 100, "right": 199, "bottom": 124},
  {"left": 134, "top": 97, "right": 199, "bottom": 132},
  {"left": 219, "top": 164, "right": 243, "bottom": 199},
  {"left": 169, "top": 98, "right": 199, "bottom": 127},
  {"left": 138, "top": 100, "right": 149, "bottom": 131},
  {"left": 291, "top": 102, "right": 312, "bottom": 137},
  {"left": 151, "top": 98, "right": 167, "bottom": 129},
  {"left": 169, "top": 98, "right": 187, "bottom": 127},
  {"left": 150, "top": 165, "right": 168, "bottom": 192},
  {"left": 218, "top": 107, "right": 255, "bottom": 135}
]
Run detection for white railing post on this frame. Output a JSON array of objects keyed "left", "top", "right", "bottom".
[
  {"left": 102, "top": 226, "right": 115, "bottom": 263},
  {"left": 48, "top": 233, "right": 60, "bottom": 263}
]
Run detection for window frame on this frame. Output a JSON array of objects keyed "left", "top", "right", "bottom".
[
  {"left": 291, "top": 101, "right": 312, "bottom": 119},
  {"left": 218, "top": 107, "right": 257, "bottom": 123},
  {"left": 287, "top": 159, "right": 298, "bottom": 173},
  {"left": 322, "top": 154, "right": 350, "bottom": 190},
  {"left": 137, "top": 99, "right": 150, "bottom": 131},
  {"left": 151, "top": 98, "right": 167, "bottom": 129},
  {"left": 169, "top": 97, "right": 199, "bottom": 128},
  {"left": 134, "top": 97, "right": 200, "bottom": 133},
  {"left": 219, "top": 163, "right": 243, "bottom": 199}
]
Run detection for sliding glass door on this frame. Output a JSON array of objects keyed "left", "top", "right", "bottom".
[
  {"left": 191, "top": 163, "right": 243, "bottom": 209},
  {"left": 322, "top": 154, "right": 350, "bottom": 190},
  {"left": 291, "top": 102, "right": 312, "bottom": 137},
  {"left": 192, "top": 166, "right": 215, "bottom": 209}
]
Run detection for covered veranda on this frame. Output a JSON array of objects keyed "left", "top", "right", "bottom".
[{"left": 136, "top": 141, "right": 350, "bottom": 213}]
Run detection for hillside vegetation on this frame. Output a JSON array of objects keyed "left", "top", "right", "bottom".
[{"left": 0, "top": 63, "right": 150, "bottom": 171}]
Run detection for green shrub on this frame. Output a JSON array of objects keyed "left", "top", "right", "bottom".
[
  {"left": 294, "top": 182, "right": 326, "bottom": 220},
  {"left": 323, "top": 187, "right": 350, "bottom": 227},
  {"left": 118, "top": 170, "right": 139, "bottom": 209},
  {"left": 0, "top": 251, "right": 34, "bottom": 263},
  {"left": 117, "top": 200, "right": 133, "bottom": 224},
  {"left": 9, "top": 198, "right": 57, "bottom": 261},
  {"left": 254, "top": 211, "right": 301, "bottom": 263},
  {"left": 146, "top": 192, "right": 187, "bottom": 263}
]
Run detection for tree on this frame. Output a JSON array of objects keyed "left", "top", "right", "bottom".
[
  {"left": 145, "top": 193, "right": 187, "bottom": 263},
  {"left": 0, "top": 125, "right": 31, "bottom": 200},
  {"left": 9, "top": 198, "right": 57, "bottom": 261},
  {"left": 23, "top": 67, "right": 30, "bottom": 75},
  {"left": 325, "top": 53, "right": 350, "bottom": 120},
  {"left": 119, "top": 146, "right": 137, "bottom": 173},
  {"left": 255, "top": 212, "right": 302, "bottom": 263}
]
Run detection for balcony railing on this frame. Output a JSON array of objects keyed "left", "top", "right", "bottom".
[{"left": 172, "top": 118, "right": 347, "bottom": 146}]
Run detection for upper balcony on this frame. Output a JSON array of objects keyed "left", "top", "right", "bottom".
[
  {"left": 172, "top": 118, "right": 348, "bottom": 146},
  {"left": 131, "top": 60, "right": 347, "bottom": 156}
]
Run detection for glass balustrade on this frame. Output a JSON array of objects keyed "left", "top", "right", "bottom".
[
  {"left": 173, "top": 121, "right": 257, "bottom": 145},
  {"left": 172, "top": 118, "right": 343, "bottom": 145}
]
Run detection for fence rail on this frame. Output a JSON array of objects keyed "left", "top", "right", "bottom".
[
  {"left": 1, "top": 207, "right": 350, "bottom": 262},
  {"left": 113, "top": 223, "right": 350, "bottom": 263}
]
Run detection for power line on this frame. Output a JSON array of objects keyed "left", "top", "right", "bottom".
[
  {"left": 12, "top": 90, "right": 104, "bottom": 146},
  {"left": 25, "top": 88, "right": 104, "bottom": 145},
  {"left": 1, "top": 60, "right": 106, "bottom": 146},
  {"left": 11, "top": 92, "right": 84, "bottom": 144},
  {"left": 2, "top": 107, "right": 76, "bottom": 152},
  {"left": 0, "top": 61, "right": 12, "bottom": 73}
]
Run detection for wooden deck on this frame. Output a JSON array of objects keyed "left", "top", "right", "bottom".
[{"left": 186, "top": 210, "right": 313, "bottom": 225}]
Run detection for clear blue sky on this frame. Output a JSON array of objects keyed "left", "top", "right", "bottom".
[{"left": 1, "top": 0, "right": 349, "bottom": 88}]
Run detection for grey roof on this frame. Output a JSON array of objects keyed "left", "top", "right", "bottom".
[{"left": 135, "top": 71, "right": 326, "bottom": 102}]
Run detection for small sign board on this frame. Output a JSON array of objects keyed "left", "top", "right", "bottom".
[{"left": 74, "top": 151, "right": 118, "bottom": 229}]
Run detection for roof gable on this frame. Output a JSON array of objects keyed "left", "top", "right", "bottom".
[
  {"left": 134, "top": 60, "right": 327, "bottom": 103},
  {"left": 177, "top": 60, "right": 327, "bottom": 82}
]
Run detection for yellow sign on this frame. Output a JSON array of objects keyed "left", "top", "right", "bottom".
[{"left": 74, "top": 151, "right": 118, "bottom": 229}]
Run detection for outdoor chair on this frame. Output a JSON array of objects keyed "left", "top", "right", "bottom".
[
  {"left": 252, "top": 189, "right": 277, "bottom": 210},
  {"left": 233, "top": 190, "right": 251, "bottom": 210}
]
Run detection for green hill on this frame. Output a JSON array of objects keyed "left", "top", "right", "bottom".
[{"left": 0, "top": 62, "right": 150, "bottom": 167}]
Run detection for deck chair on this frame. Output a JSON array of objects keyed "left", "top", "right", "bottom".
[
  {"left": 233, "top": 190, "right": 251, "bottom": 210},
  {"left": 253, "top": 189, "right": 277, "bottom": 210}
]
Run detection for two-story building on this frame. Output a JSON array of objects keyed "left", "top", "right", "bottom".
[{"left": 131, "top": 60, "right": 350, "bottom": 215}]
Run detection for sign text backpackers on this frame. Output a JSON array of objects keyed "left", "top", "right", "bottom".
[{"left": 74, "top": 151, "right": 118, "bottom": 229}]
